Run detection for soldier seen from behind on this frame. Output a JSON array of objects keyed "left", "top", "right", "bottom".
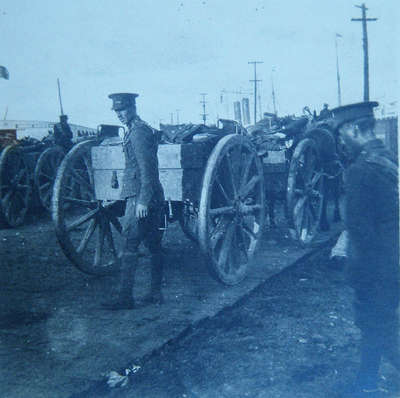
[
  {"left": 333, "top": 102, "right": 399, "bottom": 397},
  {"left": 102, "top": 93, "right": 165, "bottom": 311},
  {"left": 319, "top": 103, "right": 332, "bottom": 120},
  {"left": 53, "top": 114, "right": 73, "bottom": 150}
]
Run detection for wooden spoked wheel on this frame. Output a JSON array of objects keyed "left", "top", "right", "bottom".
[
  {"left": 286, "top": 138, "right": 324, "bottom": 245},
  {"left": 34, "top": 146, "right": 65, "bottom": 211},
  {"left": 198, "top": 134, "right": 265, "bottom": 285},
  {"left": 0, "top": 145, "right": 32, "bottom": 227},
  {"left": 52, "top": 140, "right": 122, "bottom": 275}
]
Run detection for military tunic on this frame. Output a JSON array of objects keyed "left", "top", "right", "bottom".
[
  {"left": 53, "top": 122, "right": 73, "bottom": 150},
  {"left": 120, "top": 116, "right": 164, "bottom": 253},
  {"left": 344, "top": 139, "right": 399, "bottom": 355}
]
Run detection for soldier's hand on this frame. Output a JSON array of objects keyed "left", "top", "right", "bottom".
[{"left": 136, "top": 203, "right": 148, "bottom": 219}]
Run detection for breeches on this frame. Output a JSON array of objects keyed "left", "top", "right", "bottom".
[{"left": 121, "top": 196, "right": 164, "bottom": 255}]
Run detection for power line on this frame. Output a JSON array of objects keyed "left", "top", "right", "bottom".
[
  {"left": 351, "top": 3, "right": 377, "bottom": 102},
  {"left": 248, "top": 61, "right": 263, "bottom": 124}
]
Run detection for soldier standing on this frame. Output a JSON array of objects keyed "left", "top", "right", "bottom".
[
  {"left": 53, "top": 114, "right": 73, "bottom": 150},
  {"left": 319, "top": 103, "right": 332, "bottom": 120},
  {"left": 103, "top": 93, "right": 165, "bottom": 311},
  {"left": 333, "top": 102, "right": 399, "bottom": 397}
]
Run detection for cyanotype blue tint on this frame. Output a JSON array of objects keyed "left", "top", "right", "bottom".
[{"left": 0, "top": 0, "right": 398, "bottom": 127}]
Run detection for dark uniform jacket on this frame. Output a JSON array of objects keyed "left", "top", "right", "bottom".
[
  {"left": 121, "top": 116, "right": 164, "bottom": 206},
  {"left": 53, "top": 122, "right": 73, "bottom": 149},
  {"left": 345, "top": 139, "right": 399, "bottom": 298}
]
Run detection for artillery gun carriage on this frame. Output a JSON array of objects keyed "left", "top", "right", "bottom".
[
  {"left": 0, "top": 120, "right": 96, "bottom": 227},
  {"left": 52, "top": 121, "right": 266, "bottom": 285}
]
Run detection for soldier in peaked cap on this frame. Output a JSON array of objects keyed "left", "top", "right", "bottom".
[
  {"left": 103, "top": 93, "right": 165, "bottom": 310},
  {"left": 333, "top": 102, "right": 399, "bottom": 396}
]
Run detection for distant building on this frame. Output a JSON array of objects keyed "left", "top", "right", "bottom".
[
  {"left": 233, "top": 101, "right": 242, "bottom": 124},
  {"left": 242, "top": 98, "right": 250, "bottom": 126},
  {"left": 0, "top": 120, "right": 97, "bottom": 142}
]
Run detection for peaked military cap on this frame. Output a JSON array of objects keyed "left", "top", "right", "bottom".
[
  {"left": 108, "top": 93, "right": 139, "bottom": 111},
  {"left": 331, "top": 101, "right": 378, "bottom": 126}
]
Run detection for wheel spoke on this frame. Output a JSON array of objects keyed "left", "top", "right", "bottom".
[
  {"left": 210, "top": 217, "right": 233, "bottom": 250},
  {"left": 242, "top": 223, "right": 257, "bottom": 241},
  {"left": 240, "top": 153, "right": 254, "bottom": 188},
  {"left": 42, "top": 189, "right": 52, "bottom": 205},
  {"left": 310, "top": 171, "right": 322, "bottom": 188},
  {"left": 294, "top": 188, "right": 305, "bottom": 196},
  {"left": 237, "top": 227, "right": 249, "bottom": 262},
  {"left": 39, "top": 181, "right": 51, "bottom": 191},
  {"left": 240, "top": 175, "right": 261, "bottom": 198},
  {"left": 209, "top": 206, "right": 235, "bottom": 216},
  {"left": 16, "top": 189, "right": 29, "bottom": 203},
  {"left": 2, "top": 191, "right": 12, "bottom": 208},
  {"left": 94, "top": 221, "right": 105, "bottom": 266},
  {"left": 215, "top": 173, "right": 232, "bottom": 203},
  {"left": 39, "top": 171, "right": 54, "bottom": 181},
  {"left": 63, "top": 196, "right": 97, "bottom": 207},
  {"left": 217, "top": 221, "right": 236, "bottom": 268},
  {"left": 77, "top": 218, "right": 97, "bottom": 254},
  {"left": 239, "top": 203, "right": 261, "bottom": 216},
  {"left": 13, "top": 168, "right": 27, "bottom": 184},
  {"left": 69, "top": 168, "right": 94, "bottom": 193},
  {"left": 66, "top": 208, "right": 99, "bottom": 231},
  {"left": 293, "top": 196, "right": 307, "bottom": 232},
  {"left": 226, "top": 152, "right": 238, "bottom": 199},
  {"left": 82, "top": 154, "right": 94, "bottom": 187}
]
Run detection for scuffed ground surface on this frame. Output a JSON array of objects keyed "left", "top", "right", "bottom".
[
  {"left": 0, "top": 209, "right": 328, "bottom": 398},
  {"left": 75, "top": 249, "right": 400, "bottom": 398}
]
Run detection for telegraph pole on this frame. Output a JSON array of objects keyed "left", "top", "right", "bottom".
[
  {"left": 271, "top": 67, "right": 277, "bottom": 115},
  {"left": 248, "top": 61, "right": 263, "bottom": 124},
  {"left": 351, "top": 3, "right": 377, "bottom": 101},
  {"left": 176, "top": 109, "right": 180, "bottom": 125},
  {"left": 335, "top": 33, "right": 343, "bottom": 106},
  {"left": 170, "top": 113, "right": 174, "bottom": 124},
  {"left": 200, "top": 93, "right": 208, "bottom": 125}
]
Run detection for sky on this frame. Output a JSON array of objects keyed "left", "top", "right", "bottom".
[{"left": 0, "top": 0, "right": 398, "bottom": 128}]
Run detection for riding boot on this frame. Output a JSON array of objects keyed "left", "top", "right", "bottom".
[
  {"left": 102, "top": 254, "right": 137, "bottom": 310},
  {"left": 144, "top": 251, "right": 164, "bottom": 305}
]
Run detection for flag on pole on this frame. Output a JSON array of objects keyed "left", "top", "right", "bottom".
[
  {"left": 0, "top": 66, "right": 9, "bottom": 80},
  {"left": 336, "top": 33, "right": 343, "bottom": 38}
]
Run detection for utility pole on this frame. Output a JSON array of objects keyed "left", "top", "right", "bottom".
[
  {"left": 351, "top": 3, "right": 377, "bottom": 101},
  {"left": 271, "top": 67, "right": 277, "bottom": 115},
  {"left": 170, "top": 113, "right": 174, "bottom": 124},
  {"left": 176, "top": 109, "right": 180, "bottom": 125},
  {"left": 335, "top": 33, "right": 343, "bottom": 106},
  {"left": 200, "top": 93, "right": 208, "bottom": 125},
  {"left": 248, "top": 61, "right": 263, "bottom": 124}
]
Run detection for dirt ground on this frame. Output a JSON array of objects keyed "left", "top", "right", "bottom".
[
  {"left": 4, "top": 203, "right": 396, "bottom": 398},
  {"left": 72, "top": 248, "right": 400, "bottom": 398},
  {"left": 0, "top": 206, "right": 335, "bottom": 398}
]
